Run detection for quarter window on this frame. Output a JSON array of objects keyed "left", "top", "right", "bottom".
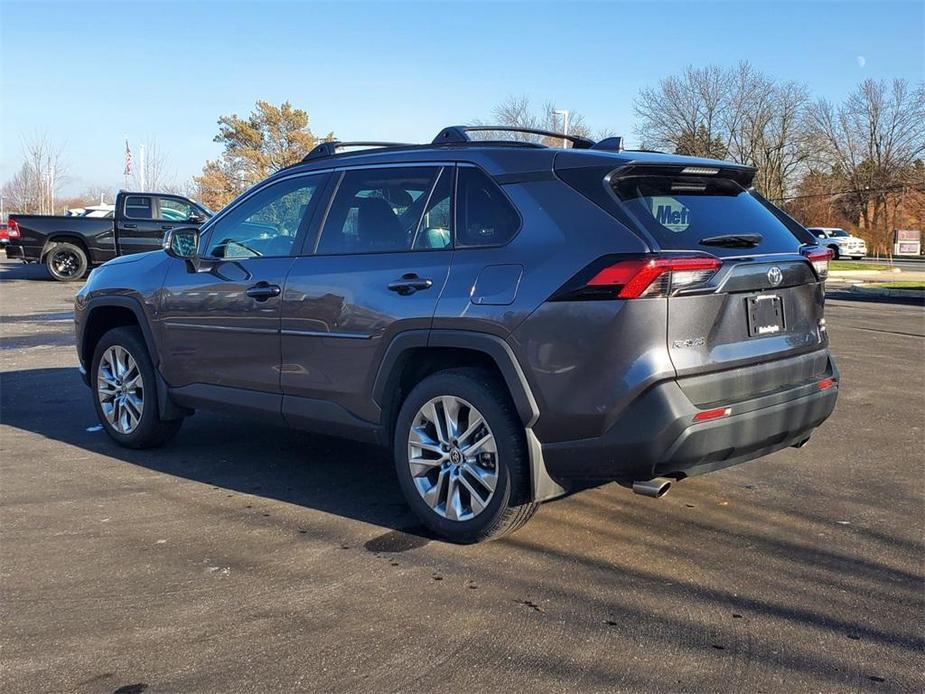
[
  {"left": 316, "top": 167, "right": 443, "bottom": 255},
  {"left": 205, "top": 174, "right": 326, "bottom": 258},
  {"left": 457, "top": 167, "right": 520, "bottom": 247},
  {"left": 124, "top": 196, "right": 153, "bottom": 220}
]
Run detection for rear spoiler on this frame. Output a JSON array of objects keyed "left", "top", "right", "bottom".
[{"left": 605, "top": 162, "right": 757, "bottom": 188}]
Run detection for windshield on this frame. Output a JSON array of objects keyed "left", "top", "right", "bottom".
[
  {"left": 611, "top": 175, "right": 804, "bottom": 254},
  {"left": 830, "top": 229, "right": 849, "bottom": 237}
]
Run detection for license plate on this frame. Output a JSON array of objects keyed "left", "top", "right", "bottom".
[{"left": 746, "top": 294, "right": 785, "bottom": 337}]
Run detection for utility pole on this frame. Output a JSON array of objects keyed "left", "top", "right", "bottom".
[
  {"left": 139, "top": 144, "right": 146, "bottom": 191},
  {"left": 552, "top": 109, "right": 570, "bottom": 148}
]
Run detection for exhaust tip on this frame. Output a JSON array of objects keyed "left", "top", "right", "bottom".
[{"left": 632, "top": 477, "right": 672, "bottom": 498}]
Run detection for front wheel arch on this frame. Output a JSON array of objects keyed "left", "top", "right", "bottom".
[{"left": 81, "top": 297, "right": 189, "bottom": 421}]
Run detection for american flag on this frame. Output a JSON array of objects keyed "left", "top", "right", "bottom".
[{"left": 124, "top": 140, "right": 133, "bottom": 176}]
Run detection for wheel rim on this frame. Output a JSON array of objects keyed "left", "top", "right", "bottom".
[
  {"left": 97, "top": 345, "right": 144, "bottom": 434},
  {"left": 407, "top": 396, "right": 498, "bottom": 522},
  {"left": 51, "top": 249, "right": 81, "bottom": 277}
]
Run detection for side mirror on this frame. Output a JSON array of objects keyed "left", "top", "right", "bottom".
[
  {"left": 163, "top": 226, "right": 200, "bottom": 260},
  {"left": 817, "top": 233, "right": 826, "bottom": 239},
  {"left": 187, "top": 211, "right": 205, "bottom": 224}
]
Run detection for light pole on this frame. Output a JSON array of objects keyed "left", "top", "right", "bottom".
[{"left": 552, "top": 109, "right": 570, "bottom": 148}]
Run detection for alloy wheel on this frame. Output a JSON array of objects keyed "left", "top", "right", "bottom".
[
  {"left": 97, "top": 345, "right": 144, "bottom": 434},
  {"left": 407, "top": 396, "right": 498, "bottom": 521},
  {"left": 51, "top": 249, "right": 81, "bottom": 278}
]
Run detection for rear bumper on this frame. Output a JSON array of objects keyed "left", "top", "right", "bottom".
[
  {"left": 4, "top": 244, "right": 40, "bottom": 261},
  {"left": 542, "top": 360, "right": 839, "bottom": 484}
]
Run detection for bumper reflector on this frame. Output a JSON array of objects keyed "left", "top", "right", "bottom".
[
  {"left": 692, "top": 407, "right": 732, "bottom": 423},
  {"left": 817, "top": 377, "right": 836, "bottom": 390}
]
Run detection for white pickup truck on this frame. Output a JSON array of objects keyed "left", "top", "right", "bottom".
[{"left": 807, "top": 227, "right": 868, "bottom": 260}]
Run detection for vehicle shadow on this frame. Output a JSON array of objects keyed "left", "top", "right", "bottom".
[
  {"left": 0, "top": 366, "right": 420, "bottom": 535},
  {"left": 3, "top": 366, "right": 923, "bottom": 689},
  {"left": 0, "top": 260, "right": 56, "bottom": 282}
]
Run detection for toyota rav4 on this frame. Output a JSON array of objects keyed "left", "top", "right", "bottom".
[{"left": 75, "top": 126, "right": 839, "bottom": 543}]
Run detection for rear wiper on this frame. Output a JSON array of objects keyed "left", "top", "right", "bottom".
[{"left": 699, "top": 233, "right": 763, "bottom": 248}]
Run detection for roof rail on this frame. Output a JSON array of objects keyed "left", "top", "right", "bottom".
[
  {"left": 432, "top": 125, "right": 595, "bottom": 149},
  {"left": 302, "top": 140, "right": 414, "bottom": 162}
]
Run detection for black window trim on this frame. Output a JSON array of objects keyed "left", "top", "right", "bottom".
[
  {"left": 123, "top": 194, "right": 154, "bottom": 221},
  {"left": 199, "top": 170, "right": 331, "bottom": 260}
]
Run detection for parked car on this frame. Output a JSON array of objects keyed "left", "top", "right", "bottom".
[
  {"left": 0, "top": 222, "right": 9, "bottom": 245},
  {"left": 5, "top": 191, "right": 211, "bottom": 281},
  {"left": 74, "top": 126, "right": 839, "bottom": 543},
  {"left": 807, "top": 227, "right": 867, "bottom": 259}
]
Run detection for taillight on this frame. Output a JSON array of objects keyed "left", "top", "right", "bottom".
[
  {"left": 6, "top": 219, "right": 21, "bottom": 240},
  {"left": 580, "top": 255, "right": 721, "bottom": 299},
  {"left": 802, "top": 247, "right": 832, "bottom": 279}
]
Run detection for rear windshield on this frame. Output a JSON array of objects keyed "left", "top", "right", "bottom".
[{"left": 611, "top": 175, "right": 804, "bottom": 254}]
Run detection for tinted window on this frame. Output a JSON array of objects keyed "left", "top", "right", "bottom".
[
  {"left": 612, "top": 175, "right": 803, "bottom": 253},
  {"left": 457, "top": 167, "right": 520, "bottom": 247},
  {"left": 158, "top": 197, "right": 194, "bottom": 222},
  {"left": 124, "top": 196, "right": 153, "bottom": 219},
  {"left": 316, "top": 167, "right": 441, "bottom": 254},
  {"left": 205, "top": 174, "right": 325, "bottom": 258}
]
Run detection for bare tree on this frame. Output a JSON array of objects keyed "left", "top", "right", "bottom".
[
  {"left": 726, "top": 65, "right": 812, "bottom": 200},
  {"left": 475, "top": 96, "right": 593, "bottom": 146},
  {"left": 634, "top": 63, "right": 813, "bottom": 198},
  {"left": 1, "top": 134, "right": 67, "bottom": 214},
  {"left": 634, "top": 65, "right": 732, "bottom": 158},
  {"left": 805, "top": 78, "right": 925, "bottom": 251},
  {"left": 134, "top": 137, "right": 173, "bottom": 191}
]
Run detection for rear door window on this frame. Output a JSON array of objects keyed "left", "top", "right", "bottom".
[
  {"left": 124, "top": 196, "right": 153, "bottom": 219},
  {"left": 611, "top": 175, "right": 804, "bottom": 254},
  {"left": 316, "top": 167, "right": 442, "bottom": 255}
]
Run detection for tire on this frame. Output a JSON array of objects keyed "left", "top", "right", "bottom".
[
  {"left": 91, "top": 326, "right": 183, "bottom": 448},
  {"left": 45, "top": 241, "right": 88, "bottom": 281},
  {"left": 393, "top": 368, "right": 537, "bottom": 543},
  {"left": 828, "top": 245, "right": 841, "bottom": 260}
]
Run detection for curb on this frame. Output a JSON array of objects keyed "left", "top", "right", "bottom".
[{"left": 848, "top": 284, "right": 925, "bottom": 300}]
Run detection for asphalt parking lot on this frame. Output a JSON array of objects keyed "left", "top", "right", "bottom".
[{"left": 1, "top": 257, "right": 923, "bottom": 693}]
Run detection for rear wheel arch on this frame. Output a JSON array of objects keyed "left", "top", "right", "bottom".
[
  {"left": 373, "top": 330, "right": 563, "bottom": 504},
  {"left": 373, "top": 331, "right": 538, "bottom": 433},
  {"left": 42, "top": 235, "right": 90, "bottom": 261}
]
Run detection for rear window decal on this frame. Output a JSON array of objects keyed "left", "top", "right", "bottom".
[{"left": 648, "top": 196, "right": 690, "bottom": 232}]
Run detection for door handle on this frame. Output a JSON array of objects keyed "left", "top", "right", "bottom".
[
  {"left": 161, "top": 225, "right": 174, "bottom": 231},
  {"left": 122, "top": 223, "right": 137, "bottom": 229},
  {"left": 245, "top": 282, "right": 281, "bottom": 301},
  {"left": 387, "top": 274, "right": 433, "bottom": 296}
]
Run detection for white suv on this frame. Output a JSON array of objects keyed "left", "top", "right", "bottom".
[{"left": 808, "top": 227, "right": 867, "bottom": 260}]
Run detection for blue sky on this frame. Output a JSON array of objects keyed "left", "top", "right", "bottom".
[{"left": 1, "top": 0, "right": 923, "bottom": 196}]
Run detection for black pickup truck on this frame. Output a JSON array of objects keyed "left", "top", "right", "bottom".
[{"left": 5, "top": 191, "right": 211, "bottom": 281}]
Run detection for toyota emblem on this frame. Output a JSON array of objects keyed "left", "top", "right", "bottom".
[{"left": 767, "top": 266, "right": 783, "bottom": 287}]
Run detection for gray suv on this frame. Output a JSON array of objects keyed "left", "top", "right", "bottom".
[{"left": 75, "top": 126, "right": 839, "bottom": 543}]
